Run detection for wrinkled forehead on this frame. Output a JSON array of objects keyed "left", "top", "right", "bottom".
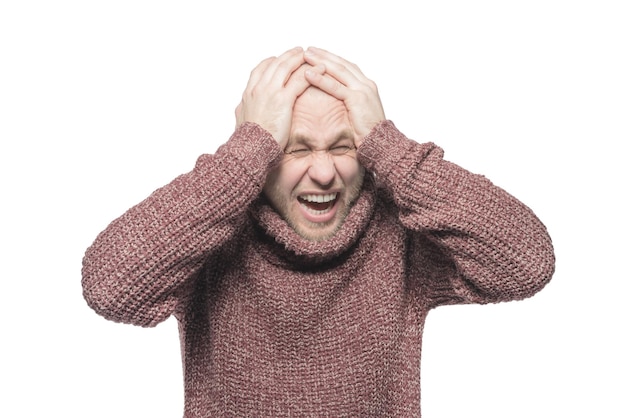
[{"left": 291, "top": 87, "right": 353, "bottom": 145}]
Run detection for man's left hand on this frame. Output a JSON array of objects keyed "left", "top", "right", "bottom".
[{"left": 303, "top": 47, "right": 386, "bottom": 148}]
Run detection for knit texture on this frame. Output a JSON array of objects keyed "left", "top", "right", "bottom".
[{"left": 82, "top": 121, "right": 555, "bottom": 417}]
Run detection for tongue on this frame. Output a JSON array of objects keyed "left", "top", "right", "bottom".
[{"left": 300, "top": 199, "right": 332, "bottom": 211}]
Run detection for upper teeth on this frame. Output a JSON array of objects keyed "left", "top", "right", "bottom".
[{"left": 300, "top": 193, "right": 337, "bottom": 203}]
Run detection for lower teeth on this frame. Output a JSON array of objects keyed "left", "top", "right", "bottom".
[
  {"left": 306, "top": 207, "right": 331, "bottom": 215},
  {"left": 300, "top": 200, "right": 334, "bottom": 215}
]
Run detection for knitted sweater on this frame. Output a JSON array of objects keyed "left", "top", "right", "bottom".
[{"left": 82, "top": 121, "right": 555, "bottom": 417}]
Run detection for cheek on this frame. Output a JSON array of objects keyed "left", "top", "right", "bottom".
[
  {"left": 265, "top": 161, "right": 306, "bottom": 197},
  {"left": 335, "top": 159, "right": 364, "bottom": 187}
]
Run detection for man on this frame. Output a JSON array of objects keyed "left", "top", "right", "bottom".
[{"left": 82, "top": 46, "right": 555, "bottom": 416}]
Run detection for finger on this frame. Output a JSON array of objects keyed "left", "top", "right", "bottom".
[
  {"left": 284, "top": 63, "right": 325, "bottom": 96},
  {"left": 304, "top": 70, "right": 349, "bottom": 101},
  {"left": 259, "top": 46, "right": 305, "bottom": 87},
  {"left": 305, "top": 46, "right": 363, "bottom": 74},
  {"left": 245, "top": 56, "right": 276, "bottom": 91},
  {"left": 244, "top": 47, "right": 303, "bottom": 92},
  {"left": 304, "top": 47, "right": 367, "bottom": 86}
]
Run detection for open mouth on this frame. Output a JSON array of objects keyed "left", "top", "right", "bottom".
[{"left": 297, "top": 193, "right": 338, "bottom": 215}]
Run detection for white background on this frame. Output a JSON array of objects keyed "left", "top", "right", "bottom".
[{"left": 1, "top": 1, "right": 624, "bottom": 417}]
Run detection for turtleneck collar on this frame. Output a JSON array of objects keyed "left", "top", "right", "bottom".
[{"left": 248, "top": 175, "right": 377, "bottom": 268}]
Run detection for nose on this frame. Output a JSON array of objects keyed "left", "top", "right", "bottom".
[{"left": 307, "top": 151, "right": 337, "bottom": 186}]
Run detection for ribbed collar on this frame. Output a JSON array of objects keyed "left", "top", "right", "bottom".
[{"left": 248, "top": 175, "right": 377, "bottom": 269}]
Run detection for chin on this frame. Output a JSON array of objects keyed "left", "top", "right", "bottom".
[
  {"left": 286, "top": 208, "right": 351, "bottom": 241},
  {"left": 294, "top": 221, "right": 341, "bottom": 242}
]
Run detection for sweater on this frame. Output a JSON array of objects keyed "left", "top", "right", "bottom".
[{"left": 82, "top": 121, "right": 555, "bottom": 417}]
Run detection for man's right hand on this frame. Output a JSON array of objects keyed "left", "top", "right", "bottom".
[{"left": 235, "top": 47, "right": 324, "bottom": 149}]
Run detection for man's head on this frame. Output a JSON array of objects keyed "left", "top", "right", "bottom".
[{"left": 263, "top": 86, "right": 365, "bottom": 241}]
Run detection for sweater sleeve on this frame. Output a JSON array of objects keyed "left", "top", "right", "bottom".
[
  {"left": 357, "top": 121, "right": 555, "bottom": 306},
  {"left": 81, "top": 123, "right": 282, "bottom": 327}
]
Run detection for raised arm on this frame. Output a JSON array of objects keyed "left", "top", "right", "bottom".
[
  {"left": 358, "top": 122, "right": 554, "bottom": 305},
  {"left": 304, "top": 47, "right": 555, "bottom": 305},
  {"left": 82, "top": 48, "right": 323, "bottom": 327},
  {"left": 81, "top": 123, "right": 280, "bottom": 327}
]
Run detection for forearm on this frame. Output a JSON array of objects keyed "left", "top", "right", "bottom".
[
  {"left": 358, "top": 121, "right": 555, "bottom": 304},
  {"left": 82, "top": 123, "right": 281, "bottom": 326}
]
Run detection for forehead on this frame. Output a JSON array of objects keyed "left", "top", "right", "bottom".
[{"left": 289, "top": 88, "right": 353, "bottom": 146}]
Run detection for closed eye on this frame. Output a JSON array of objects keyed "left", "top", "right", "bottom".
[
  {"left": 284, "top": 145, "right": 355, "bottom": 158},
  {"left": 328, "top": 145, "right": 355, "bottom": 156},
  {"left": 285, "top": 148, "right": 311, "bottom": 157}
]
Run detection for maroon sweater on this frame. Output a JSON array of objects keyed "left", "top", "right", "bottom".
[{"left": 82, "top": 121, "right": 555, "bottom": 417}]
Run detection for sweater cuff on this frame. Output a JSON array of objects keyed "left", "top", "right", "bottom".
[{"left": 357, "top": 120, "right": 442, "bottom": 191}]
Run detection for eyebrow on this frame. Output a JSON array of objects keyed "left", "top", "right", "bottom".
[{"left": 289, "top": 130, "right": 355, "bottom": 148}]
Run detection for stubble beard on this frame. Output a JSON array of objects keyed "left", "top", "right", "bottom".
[{"left": 269, "top": 173, "right": 365, "bottom": 242}]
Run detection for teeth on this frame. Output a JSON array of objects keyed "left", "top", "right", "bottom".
[{"left": 300, "top": 193, "right": 337, "bottom": 203}]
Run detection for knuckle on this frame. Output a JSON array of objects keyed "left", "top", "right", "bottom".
[
  {"left": 328, "top": 80, "right": 341, "bottom": 93},
  {"left": 275, "top": 60, "right": 294, "bottom": 76},
  {"left": 354, "top": 90, "right": 368, "bottom": 102},
  {"left": 248, "top": 85, "right": 263, "bottom": 98}
]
